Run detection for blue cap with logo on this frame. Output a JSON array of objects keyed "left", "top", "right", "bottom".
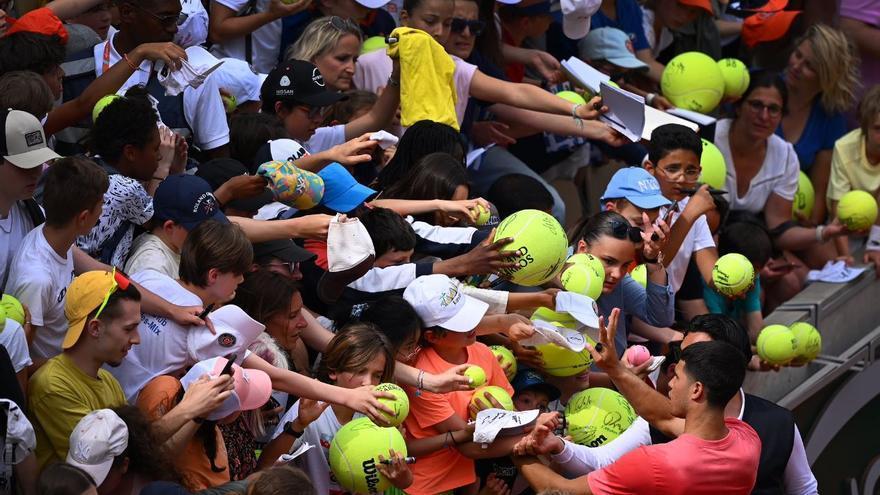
[
  {"left": 600, "top": 167, "right": 671, "bottom": 210},
  {"left": 153, "top": 174, "right": 229, "bottom": 231},
  {"left": 579, "top": 27, "right": 649, "bottom": 70},
  {"left": 318, "top": 163, "right": 378, "bottom": 214}
]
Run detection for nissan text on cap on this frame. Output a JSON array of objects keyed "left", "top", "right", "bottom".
[
  {"left": 261, "top": 60, "right": 346, "bottom": 108},
  {"left": 1, "top": 109, "right": 61, "bottom": 169}
]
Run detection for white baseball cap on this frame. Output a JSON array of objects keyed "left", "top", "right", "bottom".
[
  {"left": 179, "top": 357, "right": 273, "bottom": 421},
  {"left": 186, "top": 304, "right": 265, "bottom": 363},
  {"left": 560, "top": 0, "right": 601, "bottom": 40},
  {"left": 0, "top": 399, "right": 35, "bottom": 465},
  {"left": 356, "top": 0, "right": 391, "bottom": 7},
  {"left": 212, "top": 58, "right": 266, "bottom": 105},
  {"left": 66, "top": 409, "right": 129, "bottom": 486},
  {"left": 404, "top": 275, "right": 489, "bottom": 332},
  {"left": 1, "top": 109, "right": 61, "bottom": 169}
]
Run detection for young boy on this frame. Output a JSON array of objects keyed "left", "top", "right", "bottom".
[
  {"left": 402, "top": 274, "right": 516, "bottom": 495},
  {"left": 599, "top": 166, "right": 671, "bottom": 229},
  {"left": 7, "top": 156, "right": 108, "bottom": 361}
]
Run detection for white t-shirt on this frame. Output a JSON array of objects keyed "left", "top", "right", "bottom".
[
  {"left": 0, "top": 203, "right": 37, "bottom": 293},
  {"left": 175, "top": 0, "right": 210, "bottom": 49},
  {"left": 6, "top": 225, "right": 75, "bottom": 359},
  {"left": 305, "top": 124, "right": 346, "bottom": 155},
  {"left": 715, "top": 119, "right": 800, "bottom": 214},
  {"left": 124, "top": 233, "right": 181, "bottom": 279},
  {"left": 209, "top": 0, "right": 281, "bottom": 74},
  {"left": 77, "top": 174, "right": 154, "bottom": 268},
  {"left": 662, "top": 196, "right": 715, "bottom": 293},
  {"left": 94, "top": 33, "right": 230, "bottom": 151},
  {"left": 0, "top": 320, "right": 33, "bottom": 373}
]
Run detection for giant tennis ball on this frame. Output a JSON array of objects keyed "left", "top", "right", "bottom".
[
  {"left": 699, "top": 139, "right": 727, "bottom": 189},
  {"left": 557, "top": 90, "right": 587, "bottom": 105},
  {"left": 560, "top": 257, "right": 604, "bottom": 300},
  {"left": 92, "top": 94, "right": 123, "bottom": 122},
  {"left": 470, "top": 385, "right": 515, "bottom": 418},
  {"left": 535, "top": 325, "right": 595, "bottom": 377},
  {"left": 375, "top": 383, "right": 409, "bottom": 427},
  {"left": 712, "top": 253, "right": 755, "bottom": 297},
  {"left": 756, "top": 325, "right": 798, "bottom": 365},
  {"left": 837, "top": 190, "right": 879, "bottom": 231},
  {"left": 329, "top": 417, "right": 407, "bottom": 493},
  {"left": 464, "top": 366, "right": 487, "bottom": 388},
  {"left": 0, "top": 294, "right": 22, "bottom": 326},
  {"left": 489, "top": 345, "right": 517, "bottom": 381},
  {"left": 495, "top": 209, "right": 569, "bottom": 286},
  {"left": 361, "top": 36, "right": 389, "bottom": 54},
  {"left": 717, "top": 58, "right": 750, "bottom": 99},
  {"left": 630, "top": 264, "right": 647, "bottom": 288},
  {"left": 565, "top": 388, "right": 637, "bottom": 447},
  {"left": 789, "top": 322, "right": 822, "bottom": 364},
  {"left": 792, "top": 171, "right": 815, "bottom": 221},
  {"left": 661, "top": 52, "right": 725, "bottom": 114},
  {"left": 531, "top": 307, "right": 578, "bottom": 329}
]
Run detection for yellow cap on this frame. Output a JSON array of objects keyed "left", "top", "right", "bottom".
[{"left": 63, "top": 271, "right": 116, "bottom": 350}]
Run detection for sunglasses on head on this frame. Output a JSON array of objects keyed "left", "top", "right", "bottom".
[
  {"left": 450, "top": 18, "right": 486, "bottom": 36},
  {"left": 610, "top": 220, "right": 643, "bottom": 243},
  {"left": 93, "top": 268, "right": 131, "bottom": 320}
]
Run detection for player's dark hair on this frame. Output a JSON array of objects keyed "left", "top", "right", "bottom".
[
  {"left": 685, "top": 314, "right": 753, "bottom": 363},
  {"left": 680, "top": 340, "right": 747, "bottom": 408}
]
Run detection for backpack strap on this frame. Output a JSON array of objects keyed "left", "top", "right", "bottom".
[{"left": 19, "top": 199, "right": 44, "bottom": 228}]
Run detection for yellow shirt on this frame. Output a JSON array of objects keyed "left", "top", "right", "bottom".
[
  {"left": 828, "top": 129, "right": 880, "bottom": 202},
  {"left": 29, "top": 353, "right": 126, "bottom": 468}
]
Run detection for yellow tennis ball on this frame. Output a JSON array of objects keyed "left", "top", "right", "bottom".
[
  {"left": 472, "top": 204, "right": 491, "bottom": 226},
  {"left": 789, "top": 322, "right": 822, "bottom": 364},
  {"left": 661, "top": 52, "right": 725, "bottom": 114},
  {"left": 470, "top": 385, "right": 515, "bottom": 419},
  {"left": 361, "top": 36, "right": 389, "bottom": 54},
  {"left": 531, "top": 307, "right": 578, "bottom": 329},
  {"left": 222, "top": 94, "right": 238, "bottom": 114},
  {"left": 837, "top": 190, "right": 879, "bottom": 231},
  {"left": 712, "top": 253, "right": 755, "bottom": 297},
  {"left": 535, "top": 326, "right": 595, "bottom": 377},
  {"left": 464, "top": 366, "right": 487, "bottom": 388},
  {"left": 0, "top": 295, "right": 24, "bottom": 327},
  {"left": 630, "top": 264, "right": 647, "bottom": 288},
  {"left": 375, "top": 383, "right": 409, "bottom": 427},
  {"left": 699, "top": 139, "right": 727, "bottom": 189},
  {"left": 560, "top": 260, "right": 604, "bottom": 300},
  {"left": 757, "top": 325, "right": 798, "bottom": 365},
  {"left": 565, "top": 388, "right": 637, "bottom": 447},
  {"left": 495, "top": 209, "right": 569, "bottom": 286},
  {"left": 329, "top": 417, "right": 407, "bottom": 493},
  {"left": 92, "top": 94, "right": 123, "bottom": 122},
  {"left": 557, "top": 90, "right": 587, "bottom": 105},
  {"left": 489, "top": 345, "right": 517, "bottom": 381},
  {"left": 792, "top": 171, "right": 815, "bottom": 220},
  {"left": 717, "top": 58, "right": 750, "bottom": 99}
]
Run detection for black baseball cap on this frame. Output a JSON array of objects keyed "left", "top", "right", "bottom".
[
  {"left": 511, "top": 368, "right": 561, "bottom": 402},
  {"left": 195, "top": 159, "right": 274, "bottom": 213},
  {"left": 260, "top": 60, "right": 346, "bottom": 108},
  {"left": 253, "top": 239, "right": 315, "bottom": 264}
]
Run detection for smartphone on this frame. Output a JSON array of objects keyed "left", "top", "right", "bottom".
[
  {"left": 646, "top": 356, "right": 666, "bottom": 373},
  {"left": 220, "top": 354, "right": 237, "bottom": 376}
]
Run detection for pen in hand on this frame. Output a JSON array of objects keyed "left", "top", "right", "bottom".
[{"left": 381, "top": 457, "right": 416, "bottom": 465}]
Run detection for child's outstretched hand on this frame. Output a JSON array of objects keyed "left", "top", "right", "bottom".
[{"left": 377, "top": 449, "right": 413, "bottom": 490}]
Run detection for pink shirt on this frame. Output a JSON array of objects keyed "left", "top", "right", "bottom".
[
  {"left": 587, "top": 418, "right": 761, "bottom": 495},
  {"left": 354, "top": 48, "right": 477, "bottom": 126},
  {"left": 841, "top": 0, "right": 880, "bottom": 93}
]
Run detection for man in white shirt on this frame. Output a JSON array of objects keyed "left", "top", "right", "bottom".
[{"left": 8, "top": 156, "right": 108, "bottom": 361}]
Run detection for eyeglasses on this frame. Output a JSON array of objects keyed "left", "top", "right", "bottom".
[
  {"left": 93, "top": 268, "right": 131, "bottom": 321},
  {"left": 451, "top": 18, "right": 486, "bottom": 36},
  {"left": 296, "top": 105, "right": 325, "bottom": 120},
  {"left": 127, "top": 2, "right": 187, "bottom": 27},
  {"left": 657, "top": 164, "right": 701, "bottom": 181},
  {"left": 745, "top": 99, "right": 782, "bottom": 117},
  {"left": 610, "top": 220, "right": 643, "bottom": 243}
]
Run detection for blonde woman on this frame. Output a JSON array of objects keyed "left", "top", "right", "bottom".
[
  {"left": 778, "top": 23, "right": 860, "bottom": 224},
  {"left": 286, "top": 15, "right": 363, "bottom": 92}
]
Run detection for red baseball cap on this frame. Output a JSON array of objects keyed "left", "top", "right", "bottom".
[
  {"left": 678, "top": 0, "right": 713, "bottom": 15},
  {"left": 742, "top": 10, "right": 802, "bottom": 47},
  {"left": 3, "top": 7, "right": 68, "bottom": 44}
]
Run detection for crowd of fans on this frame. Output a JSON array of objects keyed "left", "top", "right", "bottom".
[{"left": 0, "top": 0, "right": 877, "bottom": 493}]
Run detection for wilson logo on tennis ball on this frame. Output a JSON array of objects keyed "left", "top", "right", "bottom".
[
  {"left": 362, "top": 459, "right": 381, "bottom": 493},
  {"left": 494, "top": 210, "right": 568, "bottom": 286}
]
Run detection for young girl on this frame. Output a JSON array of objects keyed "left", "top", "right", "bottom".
[
  {"left": 382, "top": 152, "right": 471, "bottom": 226},
  {"left": 262, "top": 323, "right": 413, "bottom": 494}
]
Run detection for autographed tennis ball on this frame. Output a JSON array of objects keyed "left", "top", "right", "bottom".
[
  {"left": 375, "top": 383, "right": 409, "bottom": 427},
  {"left": 561, "top": 259, "right": 604, "bottom": 300},
  {"left": 329, "top": 417, "right": 407, "bottom": 493},
  {"left": 789, "top": 322, "right": 822, "bottom": 364},
  {"left": 495, "top": 210, "right": 569, "bottom": 286},
  {"left": 661, "top": 52, "right": 724, "bottom": 113},
  {"left": 792, "top": 171, "right": 815, "bottom": 220},
  {"left": 756, "top": 325, "right": 797, "bottom": 365},
  {"left": 717, "top": 58, "right": 749, "bottom": 98},
  {"left": 490, "top": 345, "right": 517, "bottom": 381},
  {"left": 535, "top": 324, "right": 595, "bottom": 377},
  {"left": 837, "top": 190, "right": 878, "bottom": 231},
  {"left": 699, "top": 139, "right": 727, "bottom": 190},
  {"left": 712, "top": 253, "right": 755, "bottom": 297},
  {"left": 565, "top": 388, "right": 637, "bottom": 447},
  {"left": 464, "top": 366, "right": 487, "bottom": 388},
  {"left": 470, "top": 385, "right": 515, "bottom": 419}
]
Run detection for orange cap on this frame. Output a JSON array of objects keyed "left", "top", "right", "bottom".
[
  {"left": 678, "top": 0, "right": 713, "bottom": 15},
  {"left": 742, "top": 10, "right": 802, "bottom": 48}
]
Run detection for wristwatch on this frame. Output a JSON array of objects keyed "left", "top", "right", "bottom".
[{"left": 283, "top": 421, "right": 304, "bottom": 438}]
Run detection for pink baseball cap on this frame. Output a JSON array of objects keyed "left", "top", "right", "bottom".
[{"left": 180, "top": 357, "right": 273, "bottom": 421}]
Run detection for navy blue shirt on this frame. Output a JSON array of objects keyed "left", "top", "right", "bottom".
[
  {"left": 775, "top": 99, "right": 848, "bottom": 171},
  {"left": 280, "top": 9, "right": 396, "bottom": 64},
  {"left": 590, "top": 0, "right": 650, "bottom": 52}
]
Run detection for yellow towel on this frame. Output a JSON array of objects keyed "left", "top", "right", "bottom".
[{"left": 387, "top": 27, "right": 459, "bottom": 131}]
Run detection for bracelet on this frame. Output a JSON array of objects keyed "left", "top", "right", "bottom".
[
  {"left": 571, "top": 103, "right": 582, "bottom": 119},
  {"left": 646, "top": 93, "right": 657, "bottom": 106},
  {"left": 867, "top": 225, "right": 880, "bottom": 252},
  {"left": 416, "top": 370, "right": 425, "bottom": 396},
  {"left": 815, "top": 225, "right": 825, "bottom": 243},
  {"left": 123, "top": 53, "right": 141, "bottom": 71}
]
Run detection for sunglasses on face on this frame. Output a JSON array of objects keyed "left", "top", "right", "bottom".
[
  {"left": 450, "top": 18, "right": 486, "bottom": 36},
  {"left": 610, "top": 220, "right": 643, "bottom": 243}
]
